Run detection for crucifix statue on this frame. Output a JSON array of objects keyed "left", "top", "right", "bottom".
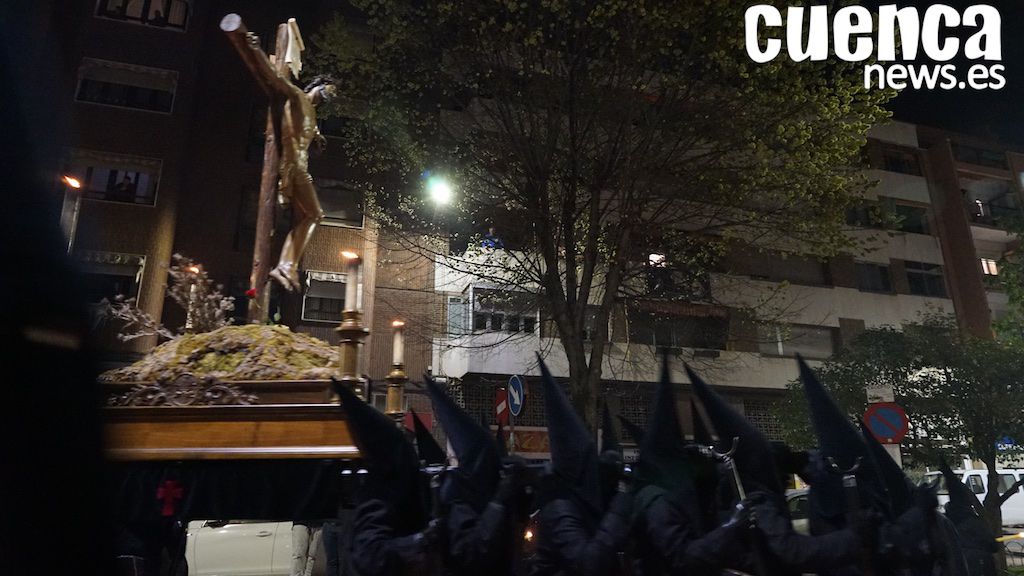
[{"left": 221, "top": 14, "right": 337, "bottom": 321}]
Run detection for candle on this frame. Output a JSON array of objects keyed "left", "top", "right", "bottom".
[
  {"left": 341, "top": 251, "right": 360, "bottom": 312},
  {"left": 392, "top": 320, "right": 405, "bottom": 365}
]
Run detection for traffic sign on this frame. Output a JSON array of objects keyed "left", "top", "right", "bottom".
[
  {"left": 863, "top": 402, "right": 909, "bottom": 445},
  {"left": 495, "top": 387, "right": 509, "bottom": 426},
  {"left": 508, "top": 375, "right": 525, "bottom": 417}
]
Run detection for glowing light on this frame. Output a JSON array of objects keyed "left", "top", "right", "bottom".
[
  {"left": 426, "top": 175, "right": 453, "bottom": 205},
  {"left": 341, "top": 250, "right": 360, "bottom": 261},
  {"left": 62, "top": 175, "right": 82, "bottom": 189},
  {"left": 187, "top": 265, "right": 201, "bottom": 274},
  {"left": 392, "top": 320, "right": 406, "bottom": 328},
  {"left": 524, "top": 529, "right": 534, "bottom": 542}
]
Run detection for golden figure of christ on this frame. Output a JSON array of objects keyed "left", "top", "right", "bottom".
[{"left": 223, "top": 14, "right": 337, "bottom": 293}]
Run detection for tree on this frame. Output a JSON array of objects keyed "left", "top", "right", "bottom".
[
  {"left": 96, "top": 254, "right": 236, "bottom": 342},
  {"left": 310, "top": 0, "right": 892, "bottom": 426},
  {"left": 779, "top": 314, "right": 1024, "bottom": 537}
]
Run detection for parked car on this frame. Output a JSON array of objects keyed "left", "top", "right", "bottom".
[
  {"left": 186, "top": 519, "right": 300, "bottom": 576},
  {"left": 924, "top": 468, "right": 1024, "bottom": 526}
]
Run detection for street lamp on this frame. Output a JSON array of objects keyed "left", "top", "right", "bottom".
[{"left": 426, "top": 175, "right": 453, "bottom": 205}]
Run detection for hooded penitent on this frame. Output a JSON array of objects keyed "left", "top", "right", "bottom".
[
  {"left": 333, "top": 379, "right": 427, "bottom": 534},
  {"left": 410, "top": 408, "right": 447, "bottom": 467},
  {"left": 939, "top": 458, "right": 984, "bottom": 524},
  {"left": 425, "top": 376, "right": 500, "bottom": 512},
  {"left": 600, "top": 403, "right": 622, "bottom": 456},
  {"left": 637, "top": 354, "right": 700, "bottom": 503},
  {"left": 690, "top": 398, "right": 713, "bottom": 448},
  {"left": 686, "top": 365, "right": 784, "bottom": 496},
  {"left": 858, "top": 421, "right": 915, "bottom": 516},
  {"left": 618, "top": 414, "right": 645, "bottom": 445},
  {"left": 797, "top": 357, "right": 892, "bottom": 529},
  {"left": 538, "top": 354, "right": 603, "bottom": 516}
]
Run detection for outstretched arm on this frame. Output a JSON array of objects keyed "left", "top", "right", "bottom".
[{"left": 220, "top": 15, "right": 292, "bottom": 97}]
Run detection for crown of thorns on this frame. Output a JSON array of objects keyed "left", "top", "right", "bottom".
[{"left": 304, "top": 74, "right": 338, "bottom": 92}]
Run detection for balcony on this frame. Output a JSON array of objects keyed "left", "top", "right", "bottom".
[{"left": 966, "top": 199, "right": 1018, "bottom": 228}]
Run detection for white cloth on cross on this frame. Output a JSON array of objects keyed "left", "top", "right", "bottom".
[{"left": 284, "top": 18, "right": 305, "bottom": 79}]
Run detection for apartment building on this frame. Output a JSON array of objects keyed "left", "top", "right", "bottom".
[{"left": 428, "top": 120, "right": 1020, "bottom": 452}]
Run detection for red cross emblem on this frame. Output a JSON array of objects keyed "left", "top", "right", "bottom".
[{"left": 156, "top": 480, "right": 184, "bottom": 517}]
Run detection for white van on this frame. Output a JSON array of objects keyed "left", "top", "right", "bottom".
[{"left": 925, "top": 468, "right": 1024, "bottom": 526}]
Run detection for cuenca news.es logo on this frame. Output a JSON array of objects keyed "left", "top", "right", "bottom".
[{"left": 744, "top": 4, "right": 1004, "bottom": 91}]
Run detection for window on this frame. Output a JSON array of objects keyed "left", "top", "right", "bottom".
[
  {"left": 892, "top": 203, "right": 930, "bottom": 235},
  {"left": 75, "top": 250, "right": 145, "bottom": 303},
  {"left": 759, "top": 324, "right": 838, "bottom": 359},
  {"left": 301, "top": 271, "right": 352, "bottom": 323},
  {"left": 880, "top": 146, "right": 922, "bottom": 176},
  {"left": 472, "top": 288, "right": 536, "bottom": 334},
  {"left": 905, "top": 261, "right": 947, "bottom": 298},
  {"left": 447, "top": 296, "right": 470, "bottom": 335},
  {"left": 736, "top": 252, "right": 830, "bottom": 287},
  {"left": 982, "top": 258, "right": 1000, "bottom": 276},
  {"left": 952, "top": 143, "right": 1008, "bottom": 170},
  {"left": 1000, "top": 474, "right": 1019, "bottom": 495},
  {"left": 856, "top": 263, "right": 892, "bottom": 293},
  {"left": 318, "top": 180, "right": 364, "bottom": 228},
  {"left": 76, "top": 58, "right": 176, "bottom": 113},
  {"left": 846, "top": 204, "right": 878, "bottom": 228},
  {"left": 966, "top": 474, "right": 985, "bottom": 495},
  {"left": 63, "top": 149, "right": 161, "bottom": 206},
  {"left": 95, "top": 0, "right": 190, "bottom": 30},
  {"left": 629, "top": 311, "right": 728, "bottom": 350}
]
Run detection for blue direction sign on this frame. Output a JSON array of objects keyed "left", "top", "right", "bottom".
[
  {"left": 508, "top": 375, "right": 525, "bottom": 417},
  {"left": 863, "top": 402, "right": 909, "bottom": 445}
]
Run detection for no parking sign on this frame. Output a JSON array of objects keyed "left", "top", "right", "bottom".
[{"left": 863, "top": 402, "right": 909, "bottom": 445}]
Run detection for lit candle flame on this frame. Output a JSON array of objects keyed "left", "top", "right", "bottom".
[
  {"left": 187, "top": 266, "right": 201, "bottom": 274},
  {"left": 341, "top": 250, "right": 360, "bottom": 261},
  {"left": 524, "top": 529, "right": 534, "bottom": 541},
  {"left": 62, "top": 175, "right": 82, "bottom": 189},
  {"left": 392, "top": 320, "right": 405, "bottom": 328}
]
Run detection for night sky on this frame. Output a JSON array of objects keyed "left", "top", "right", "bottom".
[{"left": 875, "top": 0, "right": 1024, "bottom": 143}]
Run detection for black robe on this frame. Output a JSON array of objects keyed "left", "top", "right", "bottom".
[
  {"left": 445, "top": 497, "right": 520, "bottom": 575},
  {"left": 752, "top": 493, "right": 862, "bottom": 574},
  {"left": 531, "top": 491, "right": 633, "bottom": 576},
  {"left": 351, "top": 498, "right": 438, "bottom": 576},
  {"left": 631, "top": 484, "right": 746, "bottom": 576}
]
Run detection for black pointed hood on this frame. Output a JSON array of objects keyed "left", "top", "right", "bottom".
[
  {"left": 618, "top": 414, "right": 644, "bottom": 445},
  {"left": 601, "top": 403, "right": 622, "bottom": 455},
  {"left": 424, "top": 376, "right": 499, "bottom": 510},
  {"left": 333, "top": 379, "right": 426, "bottom": 532},
  {"left": 686, "top": 364, "right": 784, "bottom": 495},
  {"left": 798, "top": 357, "right": 892, "bottom": 521},
  {"left": 939, "top": 457, "right": 984, "bottom": 525},
  {"left": 410, "top": 408, "right": 446, "bottom": 467},
  {"left": 690, "top": 399, "right": 713, "bottom": 447},
  {"left": 638, "top": 353, "right": 697, "bottom": 496},
  {"left": 538, "top": 354, "right": 602, "bottom": 514},
  {"left": 859, "top": 421, "right": 914, "bottom": 515}
]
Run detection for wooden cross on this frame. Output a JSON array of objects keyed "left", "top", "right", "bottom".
[{"left": 220, "top": 14, "right": 290, "bottom": 323}]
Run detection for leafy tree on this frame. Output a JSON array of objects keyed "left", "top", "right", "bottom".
[
  {"left": 779, "top": 314, "right": 1024, "bottom": 535},
  {"left": 96, "top": 254, "right": 235, "bottom": 341},
  {"left": 994, "top": 213, "right": 1024, "bottom": 345},
  {"left": 311, "top": 0, "right": 892, "bottom": 426}
]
